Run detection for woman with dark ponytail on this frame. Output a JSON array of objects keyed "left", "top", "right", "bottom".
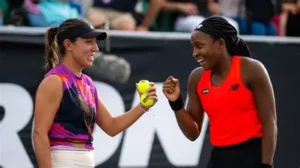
[
  {"left": 44, "top": 27, "right": 59, "bottom": 72},
  {"left": 33, "top": 18, "right": 158, "bottom": 168},
  {"left": 163, "top": 16, "right": 277, "bottom": 168}
]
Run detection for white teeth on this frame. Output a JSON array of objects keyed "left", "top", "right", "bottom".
[
  {"left": 88, "top": 56, "right": 94, "bottom": 61},
  {"left": 197, "top": 58, "right": 204, "bottom": 63}
]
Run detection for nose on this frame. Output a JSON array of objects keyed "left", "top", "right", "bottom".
[
  {"left": 192, "top": 49, "right": 199, "bottom": 58},
  {"left": 92, "top": 43, "right": 99, "bottom": 52}
]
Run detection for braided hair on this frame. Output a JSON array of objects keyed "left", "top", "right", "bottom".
[{"left": 194, "top": 16, "right": 252, "bottom": 57}]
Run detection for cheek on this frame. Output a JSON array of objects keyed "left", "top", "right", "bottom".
[
  {"left": 198, "top": 47, "right": 208, "bottom": 56},
  {"left": 71, "top": 48, "right": 84, "bottom": 62},
  {"left": 75, "top": 47, "right": 89, "bottom": 57},
  {"left": 205, "top": 47, "right": 218, "bottom": 64},
  {"left": 73, "top": 48, "right": 82, "bottom": 59},
  {"left": 200, "top": 47, "right": 211, "bottom": 58}
]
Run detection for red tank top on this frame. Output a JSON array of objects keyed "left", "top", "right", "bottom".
[{"left": 197, "top": 56, "right": 262, "bottom": 147}]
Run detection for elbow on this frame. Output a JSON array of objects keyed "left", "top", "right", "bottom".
[
  {"left": 33, "top": 130, "right": 48, "bottom": 146},
  {"left": 273, "top": 122, "right": 278, "bottom": 132},
  {"left": 33, "top": 130, "right": 42, "bottom": 140},
  {"left": 188, "top": 125, "right": 202, "bottom": 141},
  {"left": 188, "top": 136, "right": 198, "bottom": 142},
  {"left": 107, "top": 131, "right": 118, "bottom": 137},
  {"left": 106, "top": 129, "right": 121, "bottom": 137},
  {"left": 188, "top": 133, "right": 200, "bottom": 141},
  {"left": 106, "top": 119, "right": 120, "bottom": 137},
  {"left": 185, "top": 131, "right": 200, "bottom": 142},
  {"left": 97, "top": 119, "right": 120, "bottom": 137},
  {"left": 273, "top": 124, "right": 278, "bottom": 137},
  {"left": 33, "top": 129, "right": 48, "bottom": 140},
  {"left": 262, "top": 120, "right": 278, "bottom": 137},
  {"left": 180, "top": 124, "right": 201, "bottom": 141},
  {"left": 32, "top": 130, "right": 43, "bottom": 141}
]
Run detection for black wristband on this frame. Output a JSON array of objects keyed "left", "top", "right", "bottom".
[
  {"left": 260, "top": 163, "right": 272, "bottom": 168},
  {"left": 168, "top": 95, "right": 184, "bottom": 112}
]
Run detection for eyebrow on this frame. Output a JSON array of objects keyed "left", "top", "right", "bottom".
[{"left": 194, "top": 40, "right": 205, "bottom": 45}]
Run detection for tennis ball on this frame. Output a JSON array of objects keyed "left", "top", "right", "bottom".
[
  {"left": 137, "top": 80, "right": 151, "bottom": 94},
  {"left": 140, "top": 94, "right": 154, "bottom": 107}
]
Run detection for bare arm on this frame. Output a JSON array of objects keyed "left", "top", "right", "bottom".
[
  {"left": 242, "top": 58, "right": 277, "bottom": 165},
  {"left": 206, "top": 0, "right": 219, "bottom": 14},
  {"left": 174, "top": 68, "right": 205, "bottom": 141},
  {"left": 95, "top": 98, "right": 144, "bottom": 137},
  {"left": 161, "top": 1, "right": 198, "bottom": 15},
  {"left": 279, "top": 12, "right": 287, "bottom": 36},
  {"left": 95, "top": 85, "right": 157, "bottom": 137},
  {"left": 162, "top": 1, "right": 184, "bottom": 11},
  {"left": 282, "top": 2, "right": 297, "bottom": 14},
  {"left": 33, "top": 75, "right": 63, "bottom": 168},
  {"left": 138, "top": 0, "right": 165, "bottom": 30}
]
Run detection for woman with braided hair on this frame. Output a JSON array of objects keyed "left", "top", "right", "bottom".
[{"left": 163, "top": 16, "right": 277, "bottom": 168}]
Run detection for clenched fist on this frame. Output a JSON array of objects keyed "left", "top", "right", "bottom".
[{"left": 162, "top": 76, "right": 181, "bottom": 102}]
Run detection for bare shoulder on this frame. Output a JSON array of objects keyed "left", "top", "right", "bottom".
[
  {"left": 241, "top": 57, "right": 268, "bottom": 74},
  {"left": 37, "top": 74, "right": 62, "bottom": 94},
  {"left": 34, "top": 75, "right": 63, "bottom": 133},
  {"left": 188, "top": 67, "right": 205, "bottom": 85},
  {"left": 241, "top": 56, "right": 266, "bottom": 68},
  {"left": 40, "top": 74, "right": 62, "bottom": 87},
  {"left": 240, "top": 57, "right": 270, "bottom": 86}
]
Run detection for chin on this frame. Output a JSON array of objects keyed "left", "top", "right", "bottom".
[
  {"left": 204, "top": 66, "right": 212, "bottom": 70},
  {"left": 82, "top": 61, "right": 93, "bottom": 68},
  {"left": 200, "top": 64, "right": 211, "bottom": 70},
  {"left": 86, "top": 62, "right": 94, "bottom": 67}
]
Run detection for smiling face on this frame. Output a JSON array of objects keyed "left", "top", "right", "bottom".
[
  {"left": 190, "top": 30, "right": 225, "bottom": 70},
  {"left": 66, "top": 37, "right": 99, "bottom": 67}
]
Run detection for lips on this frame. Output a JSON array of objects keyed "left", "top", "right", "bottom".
[
  {"left": 88, "top": 56, "right": 94, "bottom": 62},
  {"left": 197, "top": 58, "right": 204, "bottom": 63},
  {"left": 196, "top": 57, "right": 207, "bottom": 67}
]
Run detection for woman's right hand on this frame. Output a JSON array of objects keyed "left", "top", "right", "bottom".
[{"left": 162, "top": 76, "right": 181, "bottom": 102}]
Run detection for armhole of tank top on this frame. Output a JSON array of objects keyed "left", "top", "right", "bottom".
[
  {"left": 237, "top": 56, "right": 251, "bottom": 91},
  {"left": 46, "top": 73, "right": 67, "bottom": 92}
]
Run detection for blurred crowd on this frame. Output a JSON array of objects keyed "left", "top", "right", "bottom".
[{"left": 0, "top": 0, "right": 300, "bottom": 37}]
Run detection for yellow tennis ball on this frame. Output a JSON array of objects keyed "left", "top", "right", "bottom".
[
  {"left": 140, "top": 94, "right": 154, "bottom": 107},
  {"left": 137, "top": 80, "right": 151, "bottom": 94}
]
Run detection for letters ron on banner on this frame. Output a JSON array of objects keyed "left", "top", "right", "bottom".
[{"left": 1, "top": 34, "right": 300, "bottom": 168}]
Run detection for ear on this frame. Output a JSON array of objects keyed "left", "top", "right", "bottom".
[
  {"left": 63, "top": 39, "right": 73, "bottom": 51},
  {"left": 218, "top": 38, "right": 226, "bottom": 48}
]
